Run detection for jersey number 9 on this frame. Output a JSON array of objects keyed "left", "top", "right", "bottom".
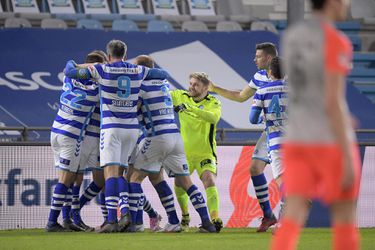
[{"left": 117, "top": 76, "right": 131, "bottom": 98}]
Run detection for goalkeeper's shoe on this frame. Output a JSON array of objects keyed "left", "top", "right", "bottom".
[
  {"left": 256, "top": 214, "right": 277, "bottom": 233},
  {"left": 45, "top": 222, "right": 71, "bottom": 232},
  {"left": 199, "top": 220, "right": 217, "bottom": 233},
  {"left": 212, "top": 218, "right": 223, "bottom": 233},
  {"left": 181, "top": 214, "right": 190, "bottom": 231},
  {"left": 62, "top": 218, "right": 84, "bottom": 232}
]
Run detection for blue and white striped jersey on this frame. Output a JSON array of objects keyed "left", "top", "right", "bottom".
[
  {"left": 52, "top": 77, "right": 99, "bottom": 140},
  {"left": 251, "top": 80, "right": 288, "bottom": 151},
  {"left": 138, "top": 79, "right": 179, "bottom": 137},
  {"left": 87, "top": 61, "right": 149, "bottom": 130},
  {"left": 85, "top": 104, "right": 100, "bottom": 138},
  {"left": 248, "top": 69, "right": 272, "bottom": 90}
]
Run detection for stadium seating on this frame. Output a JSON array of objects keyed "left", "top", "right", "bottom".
[
  {"left": 250, "top": 21, "right": 278, "bottom": 34},
  {"left": 181, "top": 20, "right": 209, "bottom": 32},
  {"left": 41, "top": 18, "right": 67, "bottom": 29},
  {"left": 147, "top": 20, "right": 174, "bottom": 32},
  {"left": 112, "top": 19, "right": 139, "bottom": 32},
  {"left": 76, "top": 18, "right": 103, "bottom": 29},
  {"left": 216, "top": 21, "right": 243, "bottom": 32},
  {"left": 4, "top": 17, "right": 32, "bottom": 28}
]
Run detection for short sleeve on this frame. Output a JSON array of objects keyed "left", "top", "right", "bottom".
[{"left": 324, "top": 25, "right": 352, "bottom": 75}]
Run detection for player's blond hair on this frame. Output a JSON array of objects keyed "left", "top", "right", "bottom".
[{"left": 189, "top": 72, "right": 210, "bottom": 86}]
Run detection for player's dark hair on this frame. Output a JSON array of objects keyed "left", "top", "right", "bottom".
[
  {"left": 270, "top": 57, "right": 284, "bottom": 80},
  {"left": 134, "top": 55, "right": 154, "bottom": 68},
  {"left": 255, "top": 42, "right": 278, "bottom": 57},
  {"left": 85, "top": 50, "right": 107, "bottom": 63},
  {"left": 310, "top": 0, "right": 326, "bottom": 10},
  {"left": 106, "top": 39, "right": 127, "bottom": 59}
]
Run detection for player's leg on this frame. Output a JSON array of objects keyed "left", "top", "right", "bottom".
[
  {"left": 325, "top": 145, "right": 361, "bottom": 250},
  {"left": 198, "top": 158, "right": 222, "bottom": 232},
  {"left": 271, "top": 144, "right": 315, "bottom": 250},
  {"left": 174, "top": 157, "right": 194, "bottom": 230},
  {"left": 46, "top": 134, "right": 80, "bottom": 232},
  {"left": 128, "top": 167, "right": 148, "bottom": 232},
  {"left": 147, "top": 172, "right": 164, "bottom": 231},
  {"left": 174, "top": 175, "right": 216, "bottom": 233},
  {"left": 62, "top": 174, "right": 86, "bottom": 231},
  {"left": 251, "top": 132, "right": 276, "bottom": 232}
]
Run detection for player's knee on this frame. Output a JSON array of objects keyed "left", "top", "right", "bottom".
[
  {"left": 330, "top": 200, "right": 357, "bottom": 224},
  {"left": 250, "top": 160, "right": 267, "bottom": 176},
  {"left": 92, "top": 170, "right": 105, "bottom": 188},
  {"left": 201, "top": 171, "right": 216, "bottom": 189},
  {"left": 148, "top": 171, "right": 164, "bottom": 186},
  {"left": 58, "top": 170, "right": 76, "bottom": 186}
]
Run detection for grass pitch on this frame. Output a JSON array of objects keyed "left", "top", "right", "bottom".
[{"left": 0, "top": 228, "right": 374, "bottom": 250}]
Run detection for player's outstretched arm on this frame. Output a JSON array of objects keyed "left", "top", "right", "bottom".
[
  {"left": 63, "top": 60, "right": 92, "bottom": 79},
  {"left": 184, "top": 103, "right": 221, "bottom": 124},
  {"left": 145, "top": 68, "right": 170, "bottom": 80},
  {"left": 209, "top": 81, "right": 256, "bottom": 103}
]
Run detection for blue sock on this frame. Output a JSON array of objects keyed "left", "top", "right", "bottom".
[
  {"left": 129, "top": 183, "right": 142, "bottom": 224},
  {"left": 251, "top": 174, "right": 273, "bottom": 218},
  {"left": 155, "top": 181, "right": 179, "bottom": 225},
  {"left": 136, "top": 193, "right": 145, "bottom": 224},
  {"left": 61, "top": 186, "right": 72, "bottom": 220},
  {"left": 71, "top": 185, "right": 81, "bottom": 224},
  {"left": 48, "top": 183, "right": 68, "bottom": 223},
  {"left": 99, "top": 191, "right": 108, "bottom": 222},
  {"left": 143, "top": 195, "right": 157, "bottom": 218},
  {"left": 118, "top": 176, "right": 129, "bottom": 215},
  {"left": 187, "top": 185, "right": 210, "bottom": 222},
  {"left": 79, "top": 181, "right": 101, "bottom": 208},
  {"left": 105, "top": 177, "right": 119, "bottom": 223}
]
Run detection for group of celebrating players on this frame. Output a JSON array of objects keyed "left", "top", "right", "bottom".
[{"left": 46, "top": 0, "right": 361, "bottom": 249}]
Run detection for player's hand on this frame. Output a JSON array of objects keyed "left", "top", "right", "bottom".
[{"left": 341, "top": 153, "right": 355, "bottom": 191}]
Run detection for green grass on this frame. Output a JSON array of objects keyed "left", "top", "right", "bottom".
[{"left": 0, "top": 228, "right": 374, "bottom": 250}]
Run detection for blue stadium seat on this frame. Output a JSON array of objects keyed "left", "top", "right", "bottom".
[
  {"left": 147, "top": 20, "right": 174, "bottom": 32},
  {"left": 335, "top": 21, "right": 361, "bottom": 33},
  {"left": 76, "top": 19, "right": 103, "bottom": 30},
  {"left": 112, "top": 19, "right": 139, "bottom": 32}
]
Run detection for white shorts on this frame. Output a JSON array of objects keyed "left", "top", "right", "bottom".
[
  {"left": 128, "top": 130, "right": 146, "bottom": 165},
  {"left": 133, "top": 133, "right": 189, "bottom": 177},
  {"left": 51, "top": 132, "right": 82, "bottom": 173},
  {"left": 269, "top": 149, "right": 283, "bottom": 179},
  {"left": 80, "top": 135, "right": 100, "bottom": 171},
  {"left": 252, "top": 131, "right": 271, "bottom": 164},
  {"left": 100, "top": 128, "right": 138, "bottom": 168}
]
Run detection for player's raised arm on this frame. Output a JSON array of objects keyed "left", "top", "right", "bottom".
[
  {"left": 209, "top": 81, "right": 256, "bottom": 103},
  {"left": 63, "top": 60, "right": 94, "bottom": 80},
  {"left": 145, "top": 68, "right": 170, "bottom": 80}
]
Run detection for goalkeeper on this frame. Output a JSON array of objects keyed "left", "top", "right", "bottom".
[{"left": 171, "top": 72, "right": 223, "bottom": 232}]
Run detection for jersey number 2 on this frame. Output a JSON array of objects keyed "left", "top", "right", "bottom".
[
  {"left": 117, "top": 76, "right": 131, "bottom": 98},
  {"left": 60, "top": 82, "right": 87, "bottom": 109}
]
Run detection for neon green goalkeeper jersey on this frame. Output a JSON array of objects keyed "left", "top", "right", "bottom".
[{"left": 170, "top": 89, "right": 221, "bottom": 159}]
